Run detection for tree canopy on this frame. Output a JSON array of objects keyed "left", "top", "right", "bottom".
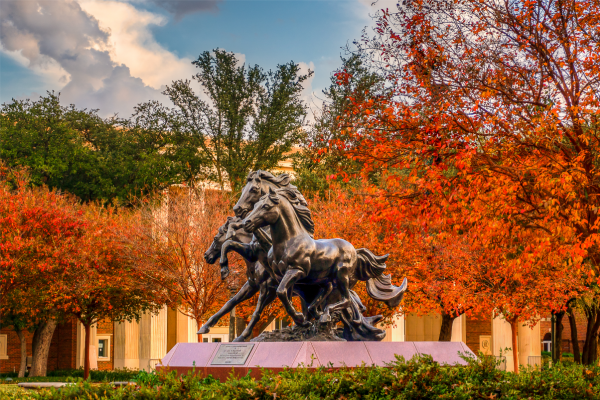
[
  {"left": 0, "top": 92, "right": 190, "bottom": 205},
  {"left": 153, "top": 49, "right": 312, "bottom": 192}
]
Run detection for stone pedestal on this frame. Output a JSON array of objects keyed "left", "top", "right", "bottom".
[{"left": 157, "top": 341, "right": 475, "bottom": 382}]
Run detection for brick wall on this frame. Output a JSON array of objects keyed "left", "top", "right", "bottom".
[
  {"left": 466, "top": 313, "right": 492, "bottom": 353},
  {"left": 0, "top": 318, "right": 80, "bottom": 374},
  {"left": 0, "top": 327, "right": 33, "bottom": 374},
  {"left": 96, "top": 318, "right": 114, "bottom": 371},
  {"left": 540, "top": 310, "right": 588, "bottom": 354}
]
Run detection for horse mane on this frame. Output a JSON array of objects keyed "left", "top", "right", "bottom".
[
  {"left": 247, "top": 170, "right": 312, "bottom": 206},
  {"left": 217, "top": 216, "right": 234, "bottom": 236},
  {"left": 254, "top": 170, "right": 291, "bottom": 188},
  {"left": 271, "top": 187, "right": 315, "bottom": 237}
]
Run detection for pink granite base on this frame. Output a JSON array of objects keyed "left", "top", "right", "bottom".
[{"left": 156, "top": 341, "right": 475, "bottom": 382}]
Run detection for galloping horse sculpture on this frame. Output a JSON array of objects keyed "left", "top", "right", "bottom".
[
  {"left": 200, "top": 170, "right": 407, "bottom": 341},
  {"left": 242, "top": 187, "right": 407, "bottom": 328}
]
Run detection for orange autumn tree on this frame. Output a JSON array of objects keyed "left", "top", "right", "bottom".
[
  {"left": 123, "top": 185, "right": 242, "bottom": 340},
  {"left": 0, "top": 166, "right": 161, "bottom": 378},
  {"left": 0, "top": 166, "right": 87, "bottom": 377},
  {"left": 51, "top": 204, "right": 162, "bottom": 380},
  {"left": 330, "top": 0, "right": 600, "bottom": 365}
]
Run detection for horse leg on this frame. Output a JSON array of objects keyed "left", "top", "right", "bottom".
[
  {"left": 220, "top": 240, "right": 257, "bottom": 280},
  {"left": 234, "top": 285, "right": 278, "bottom": 342},
  {"left": 197, "top": 282, "right": 259, "bottom": 334},
  {"left": 276, "top": 268, "right": 309, "bottom": 327},
  {"left": 307, "top": 282, "right": 333, "bottom": 318},
  {"left": 320, "top": 263, "right": 352, "bottom": 323}
]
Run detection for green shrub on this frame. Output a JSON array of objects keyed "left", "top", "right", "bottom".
[
  {"left": 4, "top": 356, "right": 600, "bottom": 400},
  {"left": 46, "top": 368, "right": 139, "bottom": 381}
]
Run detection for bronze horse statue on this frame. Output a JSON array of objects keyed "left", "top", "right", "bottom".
[
  {"left": 241, "top": 187, "right": 407, "bottom": 335},
  {"left": 202, "top": 170, "right": 407, "bottom": 341}
]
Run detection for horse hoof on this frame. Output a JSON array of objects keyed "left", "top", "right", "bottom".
[
  {"left": 197, "top": 325, "right": 211, "bottom": 334},
  {"left": 232, "top": 336, "right": 246, "bottom": 342}
]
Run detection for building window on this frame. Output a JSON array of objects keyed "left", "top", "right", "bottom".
[
  {"left": 542, "top": 332, "right": 552, "bottom": 353},
  {"left": 542, "top": 340, "right": 552, "bottom": 352},
  {"left": 203, "top": 338, "right": 209, "bottom": 343},
  {"left": 212, "top": 338, "right": 221, "bottom": 342},
  {"left": 97, "top": 336, "right": 111, "bottom": 361}
]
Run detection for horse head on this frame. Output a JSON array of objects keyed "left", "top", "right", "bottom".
[
  {"left": 233, "top": 170, "right": 292, "bottom": 218},
  {"left": 243, "top": 187, "right": 282, "bottom": 232},
  {"left": 204, "top": 216, "right": 236, "bottom": 264}
]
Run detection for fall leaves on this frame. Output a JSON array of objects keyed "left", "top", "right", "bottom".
[{"left": 319, "top": 0, "right": 600, "bottom": 367}]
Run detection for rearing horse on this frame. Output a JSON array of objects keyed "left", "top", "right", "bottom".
[{"left": 243, "top": 187, "right": 407, "bottom": 327}]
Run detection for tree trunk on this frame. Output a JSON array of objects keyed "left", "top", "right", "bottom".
[
  {"left": 84, "top": 323, "right": 91, "bottom": 380},
  {"left": 235, "top": 316, "right": 247, "bottom": 341},
  {"left": 29, "top": 319, "right": 57, "bottom": 377},
  {"left": 438, "top": 311, "right": 456, "bottom": 342},
  {"left": 567, "top": 305, "right": 581, "bottom": 363},
  {"left": 15, "top": 328, "right": 27, "bottom": 378},
  {"left": 509, "top": 319, "right": 519, "bottom": 374},
  {"left": 555, "top": 311, "right": 565, "bottom": 362},
  {"left": 582, "top": 309, "right": 600, "bottom": 365}
]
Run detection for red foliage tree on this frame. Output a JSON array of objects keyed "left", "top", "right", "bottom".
[
  {"left": 325, "top": 0, "right": 600, "bottom": 367},
  {"left": 0, "top": 166, "right": 162, "bottom": 378}
]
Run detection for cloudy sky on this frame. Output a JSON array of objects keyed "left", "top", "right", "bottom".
[{"left": 0, "top": 0, "right": 398, "bottom": 118}]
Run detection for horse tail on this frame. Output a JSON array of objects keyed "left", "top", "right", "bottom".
[{"left": 355, "top": 248, "right": 408, "bottom": 309}]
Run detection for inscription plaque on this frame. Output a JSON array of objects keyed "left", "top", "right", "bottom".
[{"left": 211, "top": 343, "right": 255, "bottom": 365}]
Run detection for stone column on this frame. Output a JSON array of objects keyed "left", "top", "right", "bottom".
[
  {"left": 114, "top": 320, "right": 139, "bottom": 369},
  {"left": 518, "top": 322, "right": 541, "bottom": 368},
  {"left": 405, "top": 313, "right": 442, "bottom": 341},
  {"left": 76, "top": 322, "right": 97, "bottom": 370},
  {"left": 451, "top": 314, "right": 467, "bottom": 343},
  {"left": 187, "top": 317, "right": 199, "bottom": 343},
  {"left": 492, "top": 314, "right": 514, "bottom": 372},
  {"left": 167, "top": 308, "right": 189, "bottom": 352},
  {"left": 139, "top": 306, "right": 168, "bottom": 371},
  {"left": 390, "top": 314, "right": 405, "bottom": 342}
]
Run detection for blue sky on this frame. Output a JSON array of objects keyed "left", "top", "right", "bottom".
[{"left": 0, "top": 0, "right": 397, "bottom": 117}]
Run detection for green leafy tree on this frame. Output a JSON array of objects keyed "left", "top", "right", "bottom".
[
  {"left": 292, "top": 54, "right": 389, "bottom": 196},
  {"left": 155, "top": 49, "right": 311, "bottom": 192},
  {"left": 0, "top": 92, "right": 189, "bottom": 204}
]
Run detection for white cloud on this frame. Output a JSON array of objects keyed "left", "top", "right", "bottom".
[
  {"left": 297, "top": 60, "right": 318, "bottom": 122},
  {"left": 0, "top": 0, "right": 205, "bottom": 117},
  {"left": 355, "top": 0, "right": 401, "bottom": 26},
  {"left": 79, "top": 0, "right": 196, "bottom": 89}
]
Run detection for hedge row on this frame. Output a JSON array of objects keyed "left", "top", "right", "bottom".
[
  {"left": 0, "top": 368, "right": 140, "bottom": 384},
  {"left": 5, "top": 355, "right": 600, "bottom": 400}
]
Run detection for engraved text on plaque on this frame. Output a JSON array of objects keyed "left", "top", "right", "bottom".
[{"left": 210, "top": 344, "right": 255, "bottom": 365}]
